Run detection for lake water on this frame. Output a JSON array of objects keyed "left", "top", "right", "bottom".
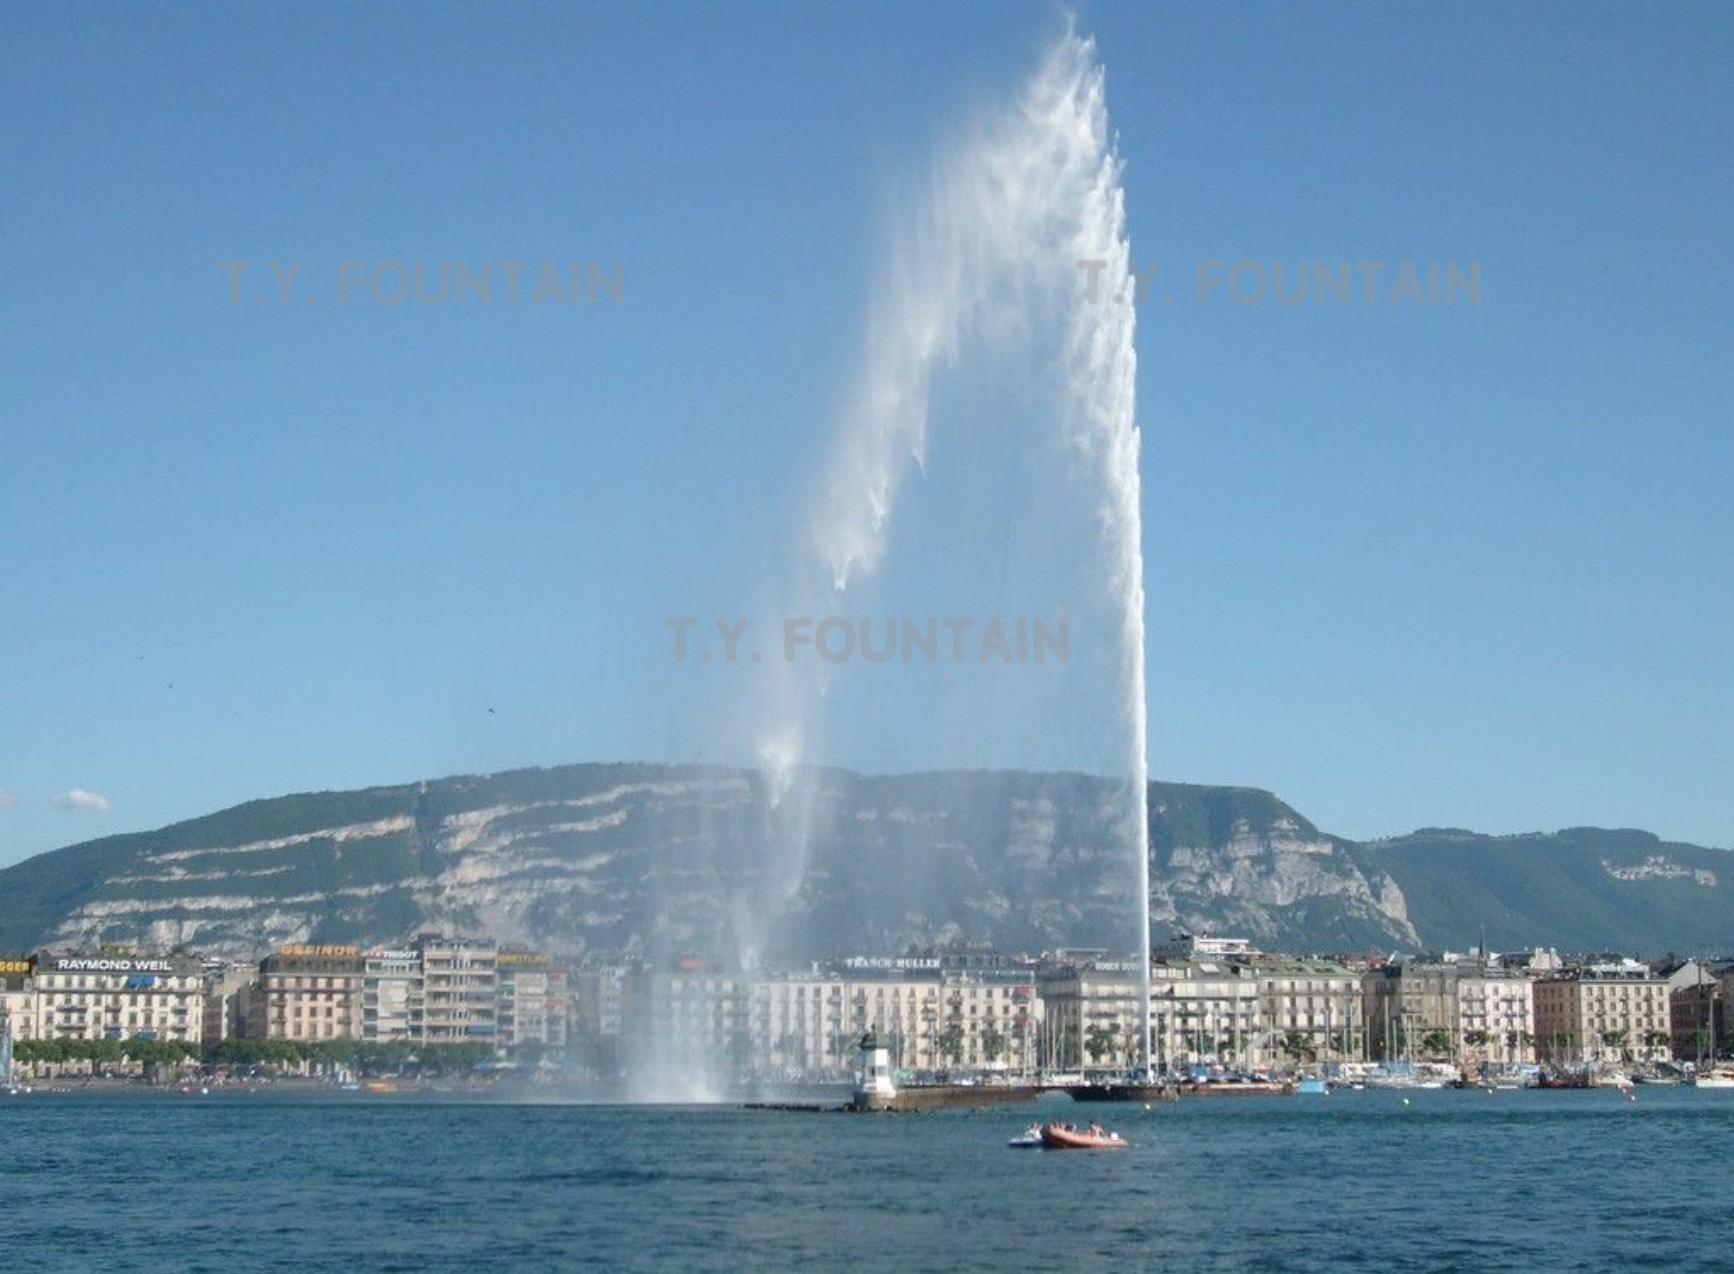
[{"left": 3, "top": 1085, "right": 1727, "bottom": 1272}]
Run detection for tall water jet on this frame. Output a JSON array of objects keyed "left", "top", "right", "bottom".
[{"left": 756, "top": 19, "right": 1153, "bottom": 1071}]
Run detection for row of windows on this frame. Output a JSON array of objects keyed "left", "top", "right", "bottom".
[
  {"left": 1273, "top": 981, "right": 1360, "bottom": 994},
  {"left": 40, "top": 992, "right": 193, "bottom": 1005},
  {"left": 35, "top": 977, "right": 195, "bottom": 991}
]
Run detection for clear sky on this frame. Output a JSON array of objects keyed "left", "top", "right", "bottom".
[{"left": 3, "top": 2, "right": 1731, "bottom": 868}]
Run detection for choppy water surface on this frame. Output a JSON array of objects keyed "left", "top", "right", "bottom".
[{"left": 3, "top": 1087, "right": 1726, "bottom": 1272}]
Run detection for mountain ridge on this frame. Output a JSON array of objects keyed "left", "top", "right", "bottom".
[{"left": 0, "top": 762, "right": 1725, "bottom": 961}]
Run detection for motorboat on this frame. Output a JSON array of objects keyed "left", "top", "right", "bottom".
[{"left": 1039, "top": 1122, "right": 1127, "bottom": 1150}]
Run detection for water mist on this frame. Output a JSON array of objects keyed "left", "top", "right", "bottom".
[{"left": 751, "top": 21, "right": 1153, "bottom": 1071}]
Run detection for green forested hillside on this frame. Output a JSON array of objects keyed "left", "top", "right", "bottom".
[{"left": 1351, "top": 827, "right": 1733, "bottom": 953}]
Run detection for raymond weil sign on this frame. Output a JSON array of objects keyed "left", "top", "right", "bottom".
[{"left": 50, "top": 957, "right": 179, "bottom": 974}]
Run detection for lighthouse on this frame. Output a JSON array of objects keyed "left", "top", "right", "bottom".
[{"left": 852, "top": 1029, "right": 897, "bottom": 1108}]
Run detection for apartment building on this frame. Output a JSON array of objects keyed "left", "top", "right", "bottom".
[
  {"left": 361, "top": 946, "right": 422, "bottom": 1041},
  {"left": 570, "top": 962, "right": 631, "bottom": 1049},
  {"left": 497, "top": 948, "right": 568, "bottom": 1051},
  {"left": 256, "top": 945, "right": 363, "bottom": 1042},
  {"left": 636, "top": 962, "right": 750, "bottom": 1076},
  {"left": 1039, "top": 952, "right": 1264, "bottom": 1072},
  {"left": 1, "top": 956, "right": 41, "bottom": 1042},
  {"left": 1532, "top": 961, "right": 1669, "bottom": 1064},
  {"left": 417, "top": 937, "right": 498, "bottom": 1043},
  {"left": 1456, "top": 964, "right": 1536, "bottom": 1065},
  {"left": 1250, "top": 957, "right": 1366, "bottom": 1061},
  {"left": 748, "top": 969, "right": 855, "bottom": 1077},
  {"left": 202, "top": 960, "right": 259, "bottom": 1043}
]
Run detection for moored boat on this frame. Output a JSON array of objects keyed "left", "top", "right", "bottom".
[
  {"left": 1178, "top": 1077, "right": 1293, "bottom": 1097},
  {"left": 1068, "top": 1080, "right": 1176, "bottom": 1103}
]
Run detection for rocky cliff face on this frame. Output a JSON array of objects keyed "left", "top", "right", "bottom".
[
  {"left": 3, "top": 764, "right": 1724, "bottom": 961},
  {"left": 1152, "top": 811, "right": 1420, "bottom": 951}
]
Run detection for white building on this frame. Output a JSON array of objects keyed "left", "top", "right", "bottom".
[
  {"left": 417, "top": 936, "right": 498, "bottom": 1044},
  {"left": 361, "top": 946, "right": 422, "bottom": 1041},
  {"left": 28, "top": 952, "right": 204, "bottom": 1045}
]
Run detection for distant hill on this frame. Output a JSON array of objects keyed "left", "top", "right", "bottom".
[
  {"left": 1350, "top": 826, "right": 1733, "bottom": 954},
  {"left": 0, "top": 763, "right": 1726, "bottom": 960}
]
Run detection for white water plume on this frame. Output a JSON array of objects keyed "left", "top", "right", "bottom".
[
  {"left": 817, "top": 26, "right": 1134, "bottom": 595},
  {"left": 750, "top": 17, "right": 1152, "bottom": 1060}
]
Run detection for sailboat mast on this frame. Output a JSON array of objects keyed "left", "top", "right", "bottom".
[{"left": 1701, "top": 960, "right": 1709, "bottom": 1068}]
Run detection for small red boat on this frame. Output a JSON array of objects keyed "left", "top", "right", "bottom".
[{"left": 1039, "top": 1122, "right": 1127, "bottom": 1150}]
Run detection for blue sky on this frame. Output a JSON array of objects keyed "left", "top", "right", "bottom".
[{"left": 2, "top": 2, "right": 1731, "bottom": 868}]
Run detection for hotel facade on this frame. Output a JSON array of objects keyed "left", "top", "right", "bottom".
[
  {"left": 9, "top": 953, "right": 204, "bottom": 1045},
  {"left": 1038, "top": 948, "right": 1365, "bottom": 1072},
  {"left": 1362, "top": 957, "right": 1537, "bottom": 1065},
  {"left": 640, "top": 951, "right": 1043, "bottom": 1081},
  {"left": 1532, "top": 961, "right": 1670, "bottom": 1064}
]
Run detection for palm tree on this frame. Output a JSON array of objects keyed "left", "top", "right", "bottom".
[
  {"left": 1420, "top": 1029, "right": 1454, "bottom": 1061},
  {"left": 1555, "top": 1031, "right": 1578, "bottom": 1064},
  {"left": 1641, "top": 1029, "right": 1672, "bottom": 1062},
  {"left": 1600, "top": 1029, "right": 1630, "bottom": 1063},
  {"left": 938, "top": 1025, "right": 966, "bottom": 1068},
  {"left": 1688, "top": 1027, "right": 1715, "bottom": 1064},
  {"left": 1084, "top": 1024, "right": 1115, "bottom": 1068},
  {"left": 980, "top": 1021, "right": 1006, "bottom": 1066}
]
